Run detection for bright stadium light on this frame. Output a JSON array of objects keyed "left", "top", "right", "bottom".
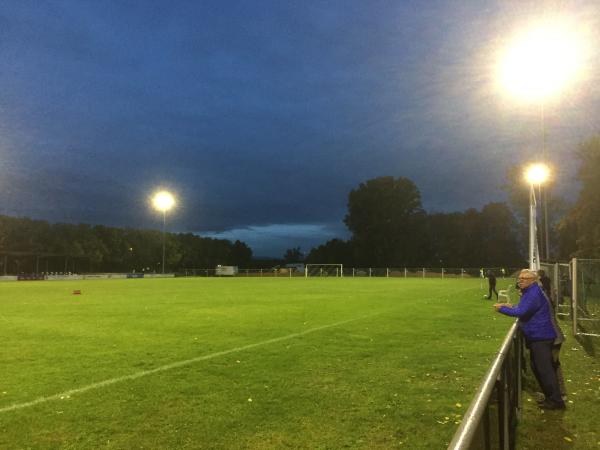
[
  {"left": 151, "top": 190, "right": 176, "bottom": 274},
  {"left": 524, "top": 163, "right": 550, "bottom": 271},
  {"left": 497, "top": 17, "right": 588, "bottom": 104},
  {"left": 524, "top": 163, "right": 550, "bottom": 185},
  {"left": 496, "top": 14, "right": 589, "bottom": 262},
  {"left": 152, "top": 191, "right": 175, "bottom": 212}
]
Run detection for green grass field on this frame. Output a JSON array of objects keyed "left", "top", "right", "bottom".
[{"left": 0, "top": 277, "right": 514, "bottom": 449}]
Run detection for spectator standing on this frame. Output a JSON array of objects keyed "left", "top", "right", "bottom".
[
  {"left": 538, "top": 269, "right": 567, "bottom": 400},
  {"left": 494, "top": 269, "right": 566, "bottom": 410},
  {"left": 485, "top": 270, "right": 498, "bottom": 300},
  {"left": 538, "top": 269, "right": 552, "bottom": 302}
]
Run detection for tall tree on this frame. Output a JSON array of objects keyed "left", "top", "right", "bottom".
[
  {"left": 306, "top": 239, "right": 354, "bottom": 266},
  {"left": 283, "top": 247, "right": 303, "bottom": 263},
  {"left": 564, "top": 136, "right": 600, "bottom": 257},
  {"left": 425, "top": 212, "right": 465, "bottom": 267},
  {"left": 229, "top": 240, "right": 253, "bottom": 266},
  {"left": 478, "top": 202, "right": 524, "bottom": 266},
  {"left": 0, "top": 214, "right": 254, "bottom": 274},
  {"left": 503, "top": 166, "right": 570, "bottom": 259},
  {"left": 344, "top": 176, "right": 426, "bottom": 266}
]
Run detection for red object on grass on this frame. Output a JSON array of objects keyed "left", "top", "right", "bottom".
[{"left": 73, "top": 290, "right": 82, "bottom": 295}]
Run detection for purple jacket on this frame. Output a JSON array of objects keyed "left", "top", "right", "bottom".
[{"left": 499, "top": 283, "right": 557, "bottom": 342}]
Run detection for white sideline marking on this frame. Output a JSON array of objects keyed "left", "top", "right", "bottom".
[{"left": 0, "top": 314, "right": 377, "bottom": 414}]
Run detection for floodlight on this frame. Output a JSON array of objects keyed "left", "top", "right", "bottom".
[
  {"left": 497, "top": 18, "right": 587, "bottom": 103},
  {"left": 152, "top": 191, "right": 175, "bottom": 212},
  {"left": 524, "top": 163, "right": 550, "bottom": 185},
  {"left": 525, "top": 163, "right": 550, "bottom": 271},
  {"left": 151, "top": 190, "right": 176, "bottom": 274}
]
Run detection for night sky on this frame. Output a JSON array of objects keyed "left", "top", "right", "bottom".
[{"left": 1, "top": 1, "right": 599, "bottom": 256}]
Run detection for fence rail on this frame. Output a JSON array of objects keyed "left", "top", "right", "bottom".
[
  {"left": 174, "top": 267, "right": 522, "bottom": 278},
  {"left": 448, "top": 321, "right": 522, "bottom": 450}
]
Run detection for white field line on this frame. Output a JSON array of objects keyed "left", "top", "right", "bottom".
[{"left": 0, "top": 314, "right": 379, "bottom": 414}]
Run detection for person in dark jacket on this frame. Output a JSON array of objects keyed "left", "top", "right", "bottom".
[
  {"left": 494, "top": 269, "right": 566, "bottom": 410},
  {"left": 537, "top": 269, "right": 567, "bottom": 399},
  {"left": 538, "top": 269, "right": 552, "bottom": 303},
  {"left": 485, "top": 270, "right": 498, "bottom": 300}
]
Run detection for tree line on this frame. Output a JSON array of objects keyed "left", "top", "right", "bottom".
[
  {"left": 2, "top": 136, "right": 598, "bottom": 274},
  {"left": 304, "top": 177, "right": 524, "bottom": 268},
  {"left": 302, "top": 135, "right": 600, "bottom": 267},
  {"left": 0, "top": 217, "right": 252, "bottom": 274}
]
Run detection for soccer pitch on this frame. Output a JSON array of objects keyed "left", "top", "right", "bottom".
[{"left": 0, "top": 277, "right": 513, "bottom": 449}]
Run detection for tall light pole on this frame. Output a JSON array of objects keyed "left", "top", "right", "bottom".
[
  {"left": 497, "top": 17, "right": 587, "bottom": 262},
  {"left": 524, "top": 163, "right": 550, "bottom": 270},
  {"left": 152, "top": 190, "right": 175, "bottom": 274}
]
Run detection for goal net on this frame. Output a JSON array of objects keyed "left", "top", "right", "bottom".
[{"left": 305, "top": 264, "right": 343, "bottom": 277}]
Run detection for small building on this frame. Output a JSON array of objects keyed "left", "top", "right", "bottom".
[
  {"left": 215, "top": 265, "right": 238, "bottom": 276},
  {"left": 284, "top": 263, "right": 305, "bottom": 272}
]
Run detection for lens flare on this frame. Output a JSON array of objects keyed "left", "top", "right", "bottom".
[
  {"left": 497, "top": 17, "right": 588, "bottom": 103},
  {"left": 152, "top": 191, "right": 175, "bottom": 212},
  {"left": 524, "top": 163, "right": 551, "bottom": 185}
]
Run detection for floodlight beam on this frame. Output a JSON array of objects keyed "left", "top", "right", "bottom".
[{"left": 151, "top": 190, "right": 176, "bottom": 274}]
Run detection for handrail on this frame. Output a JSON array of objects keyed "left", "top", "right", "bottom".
[{"left": 448, "top": 321, "right": 520, "bottom": 449}]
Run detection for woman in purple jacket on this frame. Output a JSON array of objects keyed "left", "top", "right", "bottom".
[{"left": 494, "top": 269, "right": 566, "bottom": 410}]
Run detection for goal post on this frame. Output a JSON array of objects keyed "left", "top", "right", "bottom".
[{"left": 305, "top": 264, "right": 343, "bottom": 278}]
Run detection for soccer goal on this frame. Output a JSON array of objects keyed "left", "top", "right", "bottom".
[{"left": 305, "top": 264, "right": 343, "bottom": 278}]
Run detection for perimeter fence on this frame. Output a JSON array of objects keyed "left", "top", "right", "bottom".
[
  {"left": 176, "top": 267, "right": 522, "bottom": 279},
  {"left": 540, "top": 259, "right": 600, "bottom": 339},
  {"left": 448, "top": 322, "right": 523, "bottom": 450},
  {"left": 572, "top": 258, "right": 600, "bottom": 338},
  {"left": 450, "top": 258, "right": 600, "bottom": 449}
]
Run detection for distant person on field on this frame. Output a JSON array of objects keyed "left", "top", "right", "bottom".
[
  {"left": 494, "top": 269, "right": 566, "bottom": 410},
  {"left": 485, "top": 270, "right": 498, "bottom": 300}
]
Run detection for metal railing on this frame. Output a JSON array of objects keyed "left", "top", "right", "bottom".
[
  {"left": 541, "top": 259, "right": 600, "bottom": 338},
  {"left": 448, "top": 322, "right": 523, "bottom": 450}
]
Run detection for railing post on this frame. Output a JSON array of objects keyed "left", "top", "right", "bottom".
[
  {"left": 572, "top": 258, "right": 577, "bottom": 335},
  {"left": 498, "top": 365, "right": 510, "bottom": 450},
  {"left": 517, "top": 331, "right": 523, "bottom": 419}
]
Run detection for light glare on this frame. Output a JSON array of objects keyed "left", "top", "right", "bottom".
[
  {"left": 152, "top": 191, "right": 175, "bottom": 212},
  {"left": 498, "top": 18, "right": 587, "bottom": 103},
  {"left": 524, "top": 163, "right": 550, "bottom": 185}
]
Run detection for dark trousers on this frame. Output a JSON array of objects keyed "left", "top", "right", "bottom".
[
  {"left": 529, "top": 340, "right": 564, "bottom": 404},
  {"left": 487, "top": 284, "right": 498, "bottom": 299},
  {"left": 553, "top": 344, "right": 567, "bottom": 397}
]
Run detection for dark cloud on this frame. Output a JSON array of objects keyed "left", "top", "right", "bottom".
[{"left": 1, "top": 0, "right": 599, "bottom": 255}]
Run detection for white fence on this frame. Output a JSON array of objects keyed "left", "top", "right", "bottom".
[{"left": 0, "top": 273, "right": 176, "bottom": 282}]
